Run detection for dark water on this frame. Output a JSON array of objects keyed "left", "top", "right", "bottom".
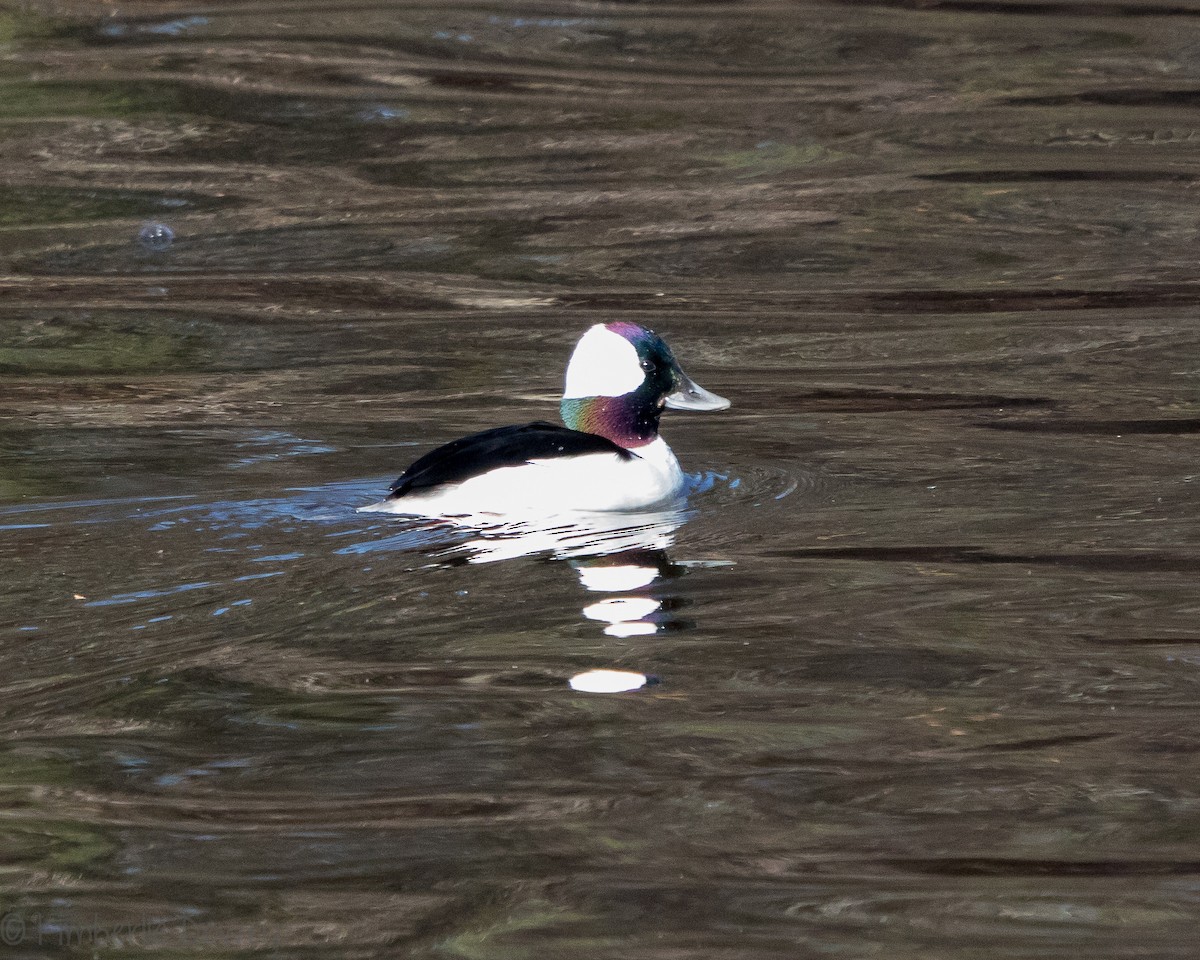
[{"left": 4, "top": 1, "right": 1200, "bottom": 955}]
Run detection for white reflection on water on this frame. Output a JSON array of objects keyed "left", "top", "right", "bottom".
[
  {"left": 568, "top": 669, "right": 649, "bottom": 693},
  {"left": 6, "top": 478, "right": 732, "bottom": 661},
  {"left": 453, "top": 505, "right": 689, "bottom": 563},
  {"left": 407, "top": 505, "right": 691, "bottom": 641},
  {"left": 357, "top": 498, "right": 714, "bottom": 677},
  {"left": 583, "top": 597, "right": 661, "bottom": 636},
  {"left": 442, "top": 505, "right": 701, "bottom": 640}
]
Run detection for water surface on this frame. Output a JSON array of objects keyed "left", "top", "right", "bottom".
[{"left": 3, "top": 1, "right": 1200, "bottom": 956}]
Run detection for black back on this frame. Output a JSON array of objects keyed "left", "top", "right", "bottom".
[{"left": 388, "top": 421, "right": 634, "bottom": 499}]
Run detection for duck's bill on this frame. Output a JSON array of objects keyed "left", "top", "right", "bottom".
[{"left": 665, "top": 371, "right": 730, "bottom": 411}]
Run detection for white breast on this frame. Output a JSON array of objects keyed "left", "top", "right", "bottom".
[{"left": 360, "top": 437, "right": 685, "bottom": 517}]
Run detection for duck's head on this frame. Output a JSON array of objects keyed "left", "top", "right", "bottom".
[{"left": 560, "top": 322, "right": 729, "bottom": 448}]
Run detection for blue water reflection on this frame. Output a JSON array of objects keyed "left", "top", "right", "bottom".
[{"left": 3, "top": 473, "right": 736, "bottom": 649}]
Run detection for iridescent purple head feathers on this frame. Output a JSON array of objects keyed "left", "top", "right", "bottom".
[{"left": 560, "top": 323, "right": 728, "bottom": 448}]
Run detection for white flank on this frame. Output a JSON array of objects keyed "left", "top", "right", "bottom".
[
  {"left": 562, "top": 325, "right": 644, "bottom": 399},
  {"left": 359, "top": 437, "right": 684, "bottom": 517},
  {"left": 569, "top": 669, "right": 648, "bottom": 693}
]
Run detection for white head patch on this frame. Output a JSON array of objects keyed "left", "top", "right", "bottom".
[{"left": 562, "top": 325, "right": 644, "bottom": 399}]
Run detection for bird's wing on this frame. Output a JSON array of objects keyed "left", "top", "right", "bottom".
[{"left": 388, "top": 421, "right": 632, "bottom": 498}]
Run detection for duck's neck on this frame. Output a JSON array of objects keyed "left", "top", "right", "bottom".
[{"left": 561, "top": 393, "right": 661, "bottom": 449}]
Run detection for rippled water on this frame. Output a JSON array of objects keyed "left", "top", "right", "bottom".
[{"left": 4, "top": 1, "right": 1200, "bottom": 956}]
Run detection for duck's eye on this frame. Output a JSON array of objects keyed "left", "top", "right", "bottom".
[{"left": 640, "top": 359, "right": 656, "bottom": 373}]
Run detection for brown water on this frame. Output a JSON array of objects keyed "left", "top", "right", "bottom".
[{"left": 4, "top": 1, "right": 1200, "bottom": 956}]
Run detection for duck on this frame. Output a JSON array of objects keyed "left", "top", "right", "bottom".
[{"left": 359, "top": 322, "right": 729, "bottom": 516}]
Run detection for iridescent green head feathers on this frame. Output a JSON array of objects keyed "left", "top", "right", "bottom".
[{"left": 560, "top": 323, "right": 729, "bottom": 448}]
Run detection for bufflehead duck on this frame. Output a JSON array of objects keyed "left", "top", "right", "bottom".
[{"left": 360, "top": 322, "right": 729, "bottom": 516}]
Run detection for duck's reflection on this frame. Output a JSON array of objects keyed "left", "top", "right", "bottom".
[
  {"left": 582, "top": 594, "right": 660, "bottom": 637},
  {"left": 352, "top": 503, "right": 730, "bottom": 691},
  {"left": 456, "top": 506, "right": 687, "bottom": 563},
  {"left": 574, "top": 551, "right": 683, "bottom": 637},
  {"left": 448, "top": 506, "right": 692, "bottom": 638}
]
